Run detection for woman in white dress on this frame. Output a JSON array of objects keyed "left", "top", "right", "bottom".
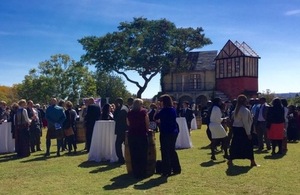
[{"left": 209, "top": 97, "right": 229, "bottom": 160}]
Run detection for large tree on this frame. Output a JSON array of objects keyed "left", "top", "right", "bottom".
[
  {"left": 79, "top": 17, "right": 212, "bottom": 98},
  {"left": 17, "top": 54, "right": 93, "bottom": 104},
  {"left": 16, "top": 54, "right": 132, "bottom": 105},
  {"left": 0, "top": 85, "right": 19, "bottom": 105},
  {"left": 94, "top": 71, "right": 132, "bottom": 103}
]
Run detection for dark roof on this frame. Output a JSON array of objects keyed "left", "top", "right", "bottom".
[{"left": 188, "top": 50, "right": 218, "bottom": 71}]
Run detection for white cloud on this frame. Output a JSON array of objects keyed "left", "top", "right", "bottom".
[{"left": 285, "top": 9, "right": 300, "bottom": 16}]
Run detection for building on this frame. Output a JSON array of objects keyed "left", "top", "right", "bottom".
[
  {"left": 215, "top": 40, "right": 260, "bottom": 100},
  {"left": 161, "top": 40, "right": 260, "bottom": 106}
]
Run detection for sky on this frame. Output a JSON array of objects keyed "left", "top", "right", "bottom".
[{"left": 0, "top": 0, "right": 300, "bottom": 98}]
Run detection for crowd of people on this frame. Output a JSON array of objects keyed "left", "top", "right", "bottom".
[
  {"left": 0, "top": 95, "right": 181, "bottom": 178},
  {"left": 202, "top": 95, "right": 300, "bottom": 166},
  {"left": 1, "top": 93, "right": 300, "bottom": 178}
]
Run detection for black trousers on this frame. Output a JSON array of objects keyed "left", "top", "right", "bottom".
[
  {"left": 66, "top": 134, "right": 77, "bottom": 152},
  {"left": 115, "top": 133, "right": 125, "bottom": 162},
  {"left": 85, "top": 126, "right": 93, "bottom": 152},
  {"left": 29, "top": 125, "right": 41, "bottom": 150},
  {"left": 159, "top": 133, "right": 181, "bottom": 175}
]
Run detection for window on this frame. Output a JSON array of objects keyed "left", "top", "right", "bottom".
[
  {"left": 235, "top": 58, "right": 240, "bottom": 76},
  {"left": 190, "top": 74, "right": 202, "bottom": 89},
  {"left": 227, "top": 59, "right": 232, "bottom": 77},
  {"left": 219, "top": 62, "right": 224, "bottom": 78}
]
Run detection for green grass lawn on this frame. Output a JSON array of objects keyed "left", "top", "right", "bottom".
[{"left": 0, "top": 127, "right": 299, "bottom": 195}]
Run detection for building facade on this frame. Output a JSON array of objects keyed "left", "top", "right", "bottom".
[{"left": 161, "top": 40, "right": 260, "bottom": 106}]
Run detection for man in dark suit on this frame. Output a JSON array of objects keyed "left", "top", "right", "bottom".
[
  {"left": 180, "top": 101, "right": 194, "bottom": 133},
  {"left": 84, "top": 97, "right": 101, "bottom": 152},
  {"left": 114, "top": 98, "right": 129, "bottom": 164}
]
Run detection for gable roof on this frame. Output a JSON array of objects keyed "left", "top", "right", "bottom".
[
  {"left": 215, "top": 40, "right": 260, "bottom": 59},
  {"left": 234, "top": 41, "right": 259, "bottom": 57}
]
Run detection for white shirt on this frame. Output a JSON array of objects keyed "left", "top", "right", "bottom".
[
  {"left": 209, "top": 106, "right": 227, "bottom": 139},
  {"left": 232, "top": 105, "right": 253, "bottom": 135},
  {"left": 251, "top": 104, "right": 259, "bottom": 117},
  {"left": 31, "top": 107, "right": 39, "bottom": 121},
  {"left": 258, "top": 104, "right": 267, "bottom": 121}
]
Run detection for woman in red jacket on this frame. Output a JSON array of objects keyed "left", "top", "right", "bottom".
[{"left": 126, "top": 98, "right": 149, "bottom": 179}]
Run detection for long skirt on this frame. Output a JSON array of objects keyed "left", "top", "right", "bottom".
[
  {"left": 128, "top": 135, "right": 148, "bottom": 178},
  {"left": 287, "top": 120, "right": 299, "bottom": 141},
  {"left": 15, "top": 127, "right": 30, "bottom": 157},
  {"left": 229, "top": 126, "right": 254, "bottom": 160}
]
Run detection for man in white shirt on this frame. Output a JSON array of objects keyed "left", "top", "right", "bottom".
[{"left": 255, "top": 97, "right": 271, "bottom": 151}]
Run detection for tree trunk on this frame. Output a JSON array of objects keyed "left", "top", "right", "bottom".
[{"left": 137, "top": 85, "right": 147, "bottom": 98}]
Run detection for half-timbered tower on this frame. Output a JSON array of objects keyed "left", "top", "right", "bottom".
[{"left": 215, "top": 40, "right": 260, "bottom": 100}]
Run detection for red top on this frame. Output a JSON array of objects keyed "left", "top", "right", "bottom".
[{"left": 127, "top": 108, "right": 148, "bottom": 136}]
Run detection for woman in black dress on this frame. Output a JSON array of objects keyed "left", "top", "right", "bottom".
[
  {"left": 101, "top": 103, "right": 114, "bottom": 120},
  {"left": 14, "top": 99, "right": 31, "bottom": 157},
  {"left": 228, "top": 95, "right": 259, "bottom": 167}
]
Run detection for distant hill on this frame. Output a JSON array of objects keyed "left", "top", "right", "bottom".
[{"left": 275, "top": 92, "right": 300, "bottom": 99}]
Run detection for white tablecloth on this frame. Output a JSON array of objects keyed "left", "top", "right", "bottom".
[
  {"left": 176, "top": 117, "right": 192, "bottom": 149},
  {"left": 88, "top": 120, "right": 118, "bottom": 162},
  {"left": 191, "top": 114, "right": 198, "bottom": 130},
  {"left": 0, "top": 122, "right": 15, "bottom": 153}
]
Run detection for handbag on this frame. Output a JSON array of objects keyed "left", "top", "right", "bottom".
[
  {"left": 149, "top": 121, "right": 157, "bottom": 130},
  {"left": 64, "top": 127, "right": 74, "bottom": 136},
  {"left": 64, "top": 110, "right": 75, "bottom": 136}
]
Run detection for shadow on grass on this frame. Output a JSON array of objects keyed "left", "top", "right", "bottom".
[
  {"left": 78, "top": 160, "right": 122, "bottom": 173},
  {"left": 20, "top": 152, "right": 62, "bottom": 163},
  {"left": 226, "top": 165, "right": 253, "bottom": 176},
  {"left": 200, "top": 160, "right": 226, "bottom": 167},
  {"left": 133, "top": 175, "right": 168, "bottom": 190},
  {"left": 103, "top": 174, "right": 143, "bottom": 190},
  {"left": 0, "top": 153, "right": 19, "bottom": 163},
  {"left": 18, "top": 149, "right": 89, "bottom": 163},
  {"left": 200, "top": 144, "right": 211, "bottom": 150},
  {"left": 103, "top": 173, "right": 167, "bottom": 190},
  {"left": 264, "top": 153, "right": 285, "bottom": 160},
  {"left": 254, "top": 150, "right": 270, "bottom": 155},
  {"left": 62, "top": 150, "right": 88, "bottom": 156},
  {"left": 90, "top": 163, "right": 122, "bottom": 173}
]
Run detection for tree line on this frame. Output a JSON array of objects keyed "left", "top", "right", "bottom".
[
  {"left": 1, "top": 17, "right": 214, "bottom": 105},
  {"left": 1, "top": 54, "right": 132, "bottom": 106}
]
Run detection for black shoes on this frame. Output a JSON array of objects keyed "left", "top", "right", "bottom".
[
  {"left": 161, "top": 173, "right": 170, "bottom": 177},
  {"left": 117, "top": 159, "right": 125, "bottom": 164}
]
